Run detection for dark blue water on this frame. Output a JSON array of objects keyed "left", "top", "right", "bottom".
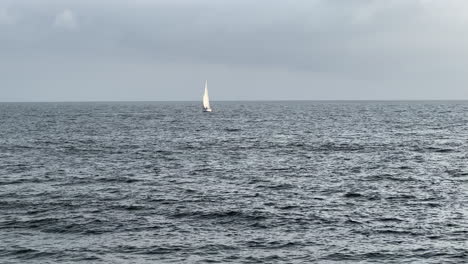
[{"left": 1, "top": 101, "right": 467, "bottom": 263}]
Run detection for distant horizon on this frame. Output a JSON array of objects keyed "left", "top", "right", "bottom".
[{"left": 2, "top": 99, "right": 468, "bottom": 103}]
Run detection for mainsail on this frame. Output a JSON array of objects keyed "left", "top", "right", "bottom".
[{"left": 202, "top": 80, "right": 212, "bottom": 112}]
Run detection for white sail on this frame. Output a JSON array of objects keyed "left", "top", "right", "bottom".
[{"left": 202, "top": 80, "right": 212, "bottom": 112}]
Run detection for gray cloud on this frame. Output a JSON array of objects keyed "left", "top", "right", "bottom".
[
  {"left": 53, "top": 9, "right": 77, "bottom": 30},
  {"left": 0, "top": 7, "right": 15, "bottom": 25},
  {"left": 1, "top": 0, "right": 468, "bottom": 101}
]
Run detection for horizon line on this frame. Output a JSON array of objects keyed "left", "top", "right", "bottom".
[{"left": 1, "top": 99, "right": 468, "bottom": 103}]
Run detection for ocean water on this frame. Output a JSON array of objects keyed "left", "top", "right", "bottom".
[{"left": 0, "top": 101, "right": 467, "bottom": 263}]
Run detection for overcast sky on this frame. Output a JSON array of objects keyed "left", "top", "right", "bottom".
[{"left": 1, "top": 0, "right": 468, "bottom": 101}]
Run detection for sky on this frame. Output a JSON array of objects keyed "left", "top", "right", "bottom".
[{"left": 1, "top": 0, "right": 468, "bottom": 101}]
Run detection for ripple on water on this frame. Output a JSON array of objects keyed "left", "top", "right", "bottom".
[{"left": 1, "top": 101, "right": 467, "bottom": 263}]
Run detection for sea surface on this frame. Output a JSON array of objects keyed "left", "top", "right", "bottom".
[{"left": 0, "top": 101, "right": 467, "bottom": 263}]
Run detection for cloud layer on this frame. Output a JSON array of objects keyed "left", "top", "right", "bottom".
[{"left": 1, "top": 0, "right": 468, "bottom": 101}]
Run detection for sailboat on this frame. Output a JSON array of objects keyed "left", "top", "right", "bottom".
[{"left": 202, "top": 80, "right": 212, "bottom": 112}]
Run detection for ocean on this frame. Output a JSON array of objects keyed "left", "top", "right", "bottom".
[{"left": 0, "top": 101, "right": 467, "bottom": 263}]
